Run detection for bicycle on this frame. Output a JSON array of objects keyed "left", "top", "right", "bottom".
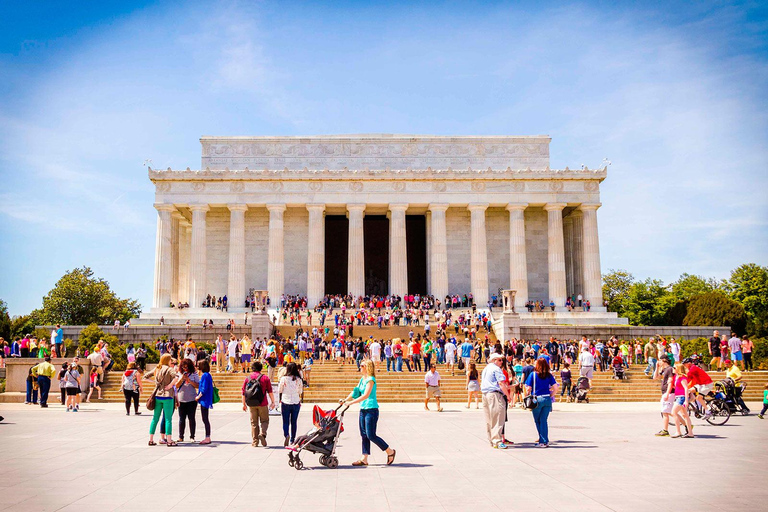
[{"left": 687, "top": 389, "right": 730, "bottom": 425}]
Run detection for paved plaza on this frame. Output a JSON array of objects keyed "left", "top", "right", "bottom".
[{"left": 0, "top": 401, "right": 765, "bottom": 512}]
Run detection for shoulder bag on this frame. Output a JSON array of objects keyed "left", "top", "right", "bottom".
[{"left": 523, "top": 372, "right": 539, "bottom": 410}]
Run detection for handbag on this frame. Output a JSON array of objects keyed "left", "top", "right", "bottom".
[
  {"left": 523, "top": 373, "right": 539, "bottom": 410},
  {"left": 212, "top": 384, "right": 221, "bottom": 404},
  {"left": 146, "top": 384, "right": 158, "bottom": 411}
]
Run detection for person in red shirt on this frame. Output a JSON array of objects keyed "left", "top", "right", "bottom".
[{"left": 683, "top": 358, "right": 713, "bottom": 414}]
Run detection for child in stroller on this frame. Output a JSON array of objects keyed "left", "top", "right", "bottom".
[
  {"left": 571, "top": 376, "right": 591, "bottom": 403},
  {"left": 612, "top": 354, "right": 626, "bottom": 380},
  {"left": 286, "top": 404, "right": 347, "bottom": 470}
]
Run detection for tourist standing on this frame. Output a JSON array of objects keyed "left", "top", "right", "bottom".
[
  {"left": 466, "top": 362, "right": 480, "bottom": 409},
  {"left": 578, "top": 347, "right": 595, "bottom": 386},
  {"left": 480, "top": 353, "right": 511, "bottom": 449},
  {"left": 671, "top": 363, "right": 693, "bottom": 438},
  {"left": 62, "top": 361, "right": 81, "bottom": 412},
  {"left": 32, "top": 356, "right": 56, "bottom": 407},
  {"left": 708, "top": 330, "right": 722, "bottom": 371},
  {"left": 653, "top": 356, "right": 675, "bottom": 437},
  {"left": 196, "top": 359, "right": 213, "bottom": 444},
  {"left": 424, "top": 364, "right": 443, "bottom": 412},
  {"left": 242, "top": 361, "right": 275, "bottom": 447},
  {"left": 278, "top": 362, "right": 303, "bottom": 446},
  {"left": 25, "top": 366, "right": 38, "bottom": 404},
  {"left": 742, "top": 336, "right": 754, "bottom": 372},
  {"left": 53, "top": 324, "right": 63, "bottom": 358},
  {"left": 145, "top": 354, "right": 178, "bottom": 446},
  {"left": 87, "top": 367, "right": 102, "bottom": 401},
  {"left": 177, "top": 359, "right": 200, "bottom": 442},
  {"left": 728, "top": 333, "right": 744, "bottom": 370},
  {"left": 524, "top": 358, "right": 558, "bottom": 447},
  {"left": 120, "top": 362, "right": 142, "bottom": 415},
  {"left": 342, "top": 359, "right": 396, "bottom": 466}
]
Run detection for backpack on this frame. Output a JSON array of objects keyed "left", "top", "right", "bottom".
[
  {"left": 121, "top": 371, "right": 138, "bottom": 392},
  {"left": 244, "top": 375, "right": 266, "bottom": 406}
]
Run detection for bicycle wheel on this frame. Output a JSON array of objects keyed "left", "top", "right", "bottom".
[{"left": 706, "top": 399, "right": 731, "bottom": 425}]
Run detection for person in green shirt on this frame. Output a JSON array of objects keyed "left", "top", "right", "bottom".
[
  {"left": 758, "top": 384, "right": 768, "bottom": 419},
  {"left": 341, "top": 359, "right": 396, "bottom": 467},
  {"left": 423, "top": 339, "right": 434, "bottom": 370},
  {"left": 31, "top": 356, "right": 56, "bottom": 407}
]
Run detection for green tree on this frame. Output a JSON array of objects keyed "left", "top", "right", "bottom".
[
  {"left": 37, "top": 267, "right": 141, "bottom": 325},
  {"left": 623, "top": 278, "right": 669, "bottom": 326},
  {"left": 684, "top": 292, "right": 747, "bottom": 334},
  {"left": 668, "top": 273, "right": 719, "bottom": 300},
  {"left": 726, "top": 263, "right": 768, "bottom": 337},
  {"left": 0, "top": 300, "right": 11, "bottom": 340},
  {"left": 602, "top": 269, "right": 634, "bottom": 314},
  {"left": 10, "top": 313, "right": 39, "bottom": 338}
]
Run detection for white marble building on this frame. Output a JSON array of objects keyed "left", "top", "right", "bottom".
[{"left": 143, "top": 134, "right": 624, "bottom": 325}]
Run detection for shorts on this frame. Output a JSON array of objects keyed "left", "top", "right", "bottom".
[
  {"left": 241, "top": 354, "right": 252, "bottom": 363},
  {"left": 467, "top": 381, "right": 480, "bottom": 392},
  {"left": 711, "top": 350, "right": 721, "bottom": 358},
  {"left": 695, "top": 383, "right": 714, "bottom": 396},
  {"left": 446, "top": 353, "right": 456, "bottom": 364},
  {"left": 732, "top": 351, "right": 743, "bottom": 361},
  {"left": 345, "top": 351, "right": 353, "bottom": 358},
  {"left": 674, "top": 396, "right": 686, "bottom": 406},
  {"left": 65, "top": 387, "right": 79, "bottom": 396},
  {"left": 660, "top": 397, "right": 674, "bottom": 414},
  {"left": 426, "top": 385, "right": 442, "bottom": 398},
  {"left": 580, "top": 367, "right": 594, "bottom": 380},
  {"left": 335, "top": 350, "right": 343, "bottom": 358},
  {"left": 462, "top": 357, "right": 471, "bottom": 367},
  {"left": 371, "top": 354, "right": 381, "bottom": 363}
]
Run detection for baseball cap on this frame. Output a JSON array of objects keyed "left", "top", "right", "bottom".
[{"left": 489, "top": 353, "right": 503, "bottom": 362}]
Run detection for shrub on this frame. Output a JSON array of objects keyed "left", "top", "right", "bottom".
[{"left": 684, "top": 292, "right": 747, "bottom": 335}]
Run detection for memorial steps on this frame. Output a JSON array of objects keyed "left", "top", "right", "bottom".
[{"left": 97, "top": 365, "right": 767, "bottom": 403}]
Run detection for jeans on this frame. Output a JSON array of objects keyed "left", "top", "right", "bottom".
[
  {"left": 386, "top": 356, "right": 393, "bottom": 372},
  {"left": 281, "top": 402, "right": 301, "bottom": 442},
  {"left": 359, "top": 408, "right": 389, "bottom": 455},
  {"left": 37, "top": 376, "right": 51, "bottom": 406},
  {"left": 178, "top": 400, "right": 198, "bottom": 439},
  {"left": 413, "top": 355, "right": 422, "bottom": 372},
  {"left": 744, "top": 352, "right": 753, "bottom": 371},
  {"left": 200, "top": 406, "right": 211, "bottom": 438},
  {"left": 123, "top": 389, "right": 139, "bottom": 414},
  {"left": 356, "top": 354, "right": 363, "bottom": 370},
  {"left": 560, "top": 382, "right": 571, "bottom": 397},
  {"left": 645, "top": 357, "right": 657, "bottom": 375},
  {"left": 531, "top": 396, "right": 553, "bottom": 444},
  {"left": 26, "top": 380, "right": 38, "bottom": 403},
  {"left": 150, "top": 397, "right": 175, "bottom": 435},
  {"left": 396, "top": 356, "right": 403, "bottom": 372},
  {"left": 761, "top": 403, "right": 768, "bottom": 416},
  {"left": 423, "top": 354, "right": 432, "bottom": 370}
]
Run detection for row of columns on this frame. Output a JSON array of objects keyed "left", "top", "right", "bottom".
[{"left": 152, "top": 202, "right": 604, "bottom": 311}]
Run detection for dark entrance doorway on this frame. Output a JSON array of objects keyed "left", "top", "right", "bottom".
[
  {"left": 364, "top": 215, "right": 389, "bottom": 296},
  {"left": 406, "top": 215, "right": 427, "bottom": 294},
  {"left": 324, "top": 215, "right": 348, "bottom": 295}
]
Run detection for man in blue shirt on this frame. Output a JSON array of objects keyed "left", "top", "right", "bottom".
[
  {"left": 53, "top": 324, "right": 63, "bottom": 358},
  {"left": 460, "top": 340, "right": 474, "bottom": 368},
  {"left": 480, "top": 353, "right": 511, "bottom": 449}
]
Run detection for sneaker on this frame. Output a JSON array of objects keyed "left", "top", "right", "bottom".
[
  {"left": 284, "top": 436, "right": 289, "bottom": 447},
  {"left": 536, "top": 443, "right": 549, "bottom": 448},
  {"left": 654, "top": 430, "right": 669, "bottom": 437},
  {"left": 73, "top": 407, "right": 79, "bottom": 412},
  {"left": 759, "top": 415, "right": 764, "bottom": 419},
  {"left": 493, "top": 443, "right": 509, "bottom": 449},
  {"left": 259, "top": 435, "right": 267, "bottom": 447}
]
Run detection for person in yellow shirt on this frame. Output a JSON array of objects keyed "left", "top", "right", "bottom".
[
  {"left": 724, "top": 359, "right": 742, "bottom": 384},
  {"left": 31, "top": 356, "right": 56, "bottom": 407}
]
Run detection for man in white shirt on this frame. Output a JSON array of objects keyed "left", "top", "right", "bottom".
[
  {"left": 578, "top": 348, "right": 595, "bottom": 384},
  {"left": 424, "top": 364, "right": 443, "bottom": 412},
  {"left": 87, "top": 350, "right": 104, "bottom": 383},
  {"left": 370, "top": 340, "right": 382, "bottom": 363},
  {"left": 228, "top": 337, "right": 240, "bottom": 373},
  {"left": 445, "top": 340, "right": 457, "bottom": 375}
]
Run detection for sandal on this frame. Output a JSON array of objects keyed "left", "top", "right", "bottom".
[
  {"left": 352, "top": 460, "right": 368, "bottom": 466},
  {"left": 166, "top": 441, "right": 177, "bottom": 447},
  {"left": 148, "top": 441, "right": 156, "bottom": 446},
  {"left": 199, "top": 440, "right": 211, "bottom": 445},
  {"left": 387, "top": 449, "right": 396, "bottom": 465}
]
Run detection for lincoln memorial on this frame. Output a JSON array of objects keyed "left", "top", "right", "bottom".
[{"left": 141, "top": 134, "right": 624, "bottom": 325}]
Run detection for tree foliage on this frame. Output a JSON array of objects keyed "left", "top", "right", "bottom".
[
  {"left": 602, "top": 269, "right": 634, "bottom": 314},
  {"left": 37, "top": 267, "right": 141, "bottom": 325},
  {"left": 683, "top": 292, "right": 747, "bottom": 334},
  {"left": 623, "top": 278, "right": 669, "bottom": 326},
  {"left": 0, "top": 300, "right": 11, "bottom": 340},
  {"left": 726, "top": 263, "right": 768, "bottom": 337}
]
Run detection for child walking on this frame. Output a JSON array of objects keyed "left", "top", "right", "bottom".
[{"left": 759, "top": 383, "right": 768, "bottom": 420}]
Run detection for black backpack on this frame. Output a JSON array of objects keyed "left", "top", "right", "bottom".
[{"left": 244, "top": 375, "right": 265, "bottom": 407}]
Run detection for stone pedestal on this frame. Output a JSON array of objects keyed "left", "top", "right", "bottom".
[{"left": 250, "top": 311, "right": 273, "bottom": 340}]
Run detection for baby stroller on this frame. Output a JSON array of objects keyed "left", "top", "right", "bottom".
[
  {"left": 612, "top": 356, "right": 626, "bottom": 380},
  {"left": 287, "top": 404, "right": 348, "bottom": 470},
  {"left": 571, "top": 376, "right": 591, "bottom": 403},
  {"left": 716, "top": 378, "right": 750, "bottom": 415}
]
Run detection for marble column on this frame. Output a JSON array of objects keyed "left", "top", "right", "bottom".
[
  {"left": 388, "top": 203, "right": 409, "bottom": 297},
  {"left": 306, "top": 204, "right": 326, "bottom": 307},
  {"left": 152, "top": 204, "right": 176, "bottom": 308},
  {"left": 178, "top": 219, "right": 191, "bottom": 305},
  {"left": 468, "top": 203, "right": 489, "bottom": 307},
  {"left": 267, "top": 204, "right": 286, "bottom": 305},
  {"left": 170, "top": 212, "right": 182, "bottom": 305},
  {"left": 544, "top": 203, "right": 567, "bottom": 310},
  {"left": 580, "top": 203, "right": 606, "bottom": 312},
  {"left": 563, "top": 216, "right": 574, "bottom": 299},
  {"left": 571, "top": 210, "right": 584, "bottom": 299},
  {"left": 227, "top": 204, "right": 248, "bottom": 309},
  {"left": 506, "top": 203, "right": 528, "bottom": 310},
  {"left": 428, "top": 204, "right": 449, "bottom": 302},
  {"left": 189, "top": 204, "right": 209, "bottom": 309},
  {"left": 347, "top": 204, "right": 366, "bottom": 298}
]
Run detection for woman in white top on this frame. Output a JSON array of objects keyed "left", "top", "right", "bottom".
[{"left": 278, "top": 362, "right": 303, "bottom": 446}]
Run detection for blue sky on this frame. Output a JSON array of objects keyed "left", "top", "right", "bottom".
[{"left": 1, "top": 1, "right": 766, "bottom": 316}]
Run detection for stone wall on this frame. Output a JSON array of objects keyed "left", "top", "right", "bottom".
[
  {"left": 524, "top": 207, "right": 548, "bottom": 301},
  {"left": 36, "top": 325, "right": 254, "bottom": 346},
  {"left": 245, "top": 207, "right": 269, "bottom": 291},
  {"left": 486, "top": 207, "right": 510, "bottom": 300},
  {"left": 284, "top": 207, "right": 309, "bottom": 295},
  {"left": 446, "top": 207, "right": 471, "bottom": 295},
  {"left": 520, "top": 325, "right": 728, "bottom": 341}
]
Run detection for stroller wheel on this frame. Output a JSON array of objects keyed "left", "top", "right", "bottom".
[
  {"left": 288, "top": 458, "right": 294, "bottom": 467},
  {"left": 295, "top": 459, "right": 304, "bottom": 470},
  {"left": 320, "top": 455, "right": 328, "bottom": 466},
  {"left": 327, "top": 457, "right": 339, "bottom": 469}
]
